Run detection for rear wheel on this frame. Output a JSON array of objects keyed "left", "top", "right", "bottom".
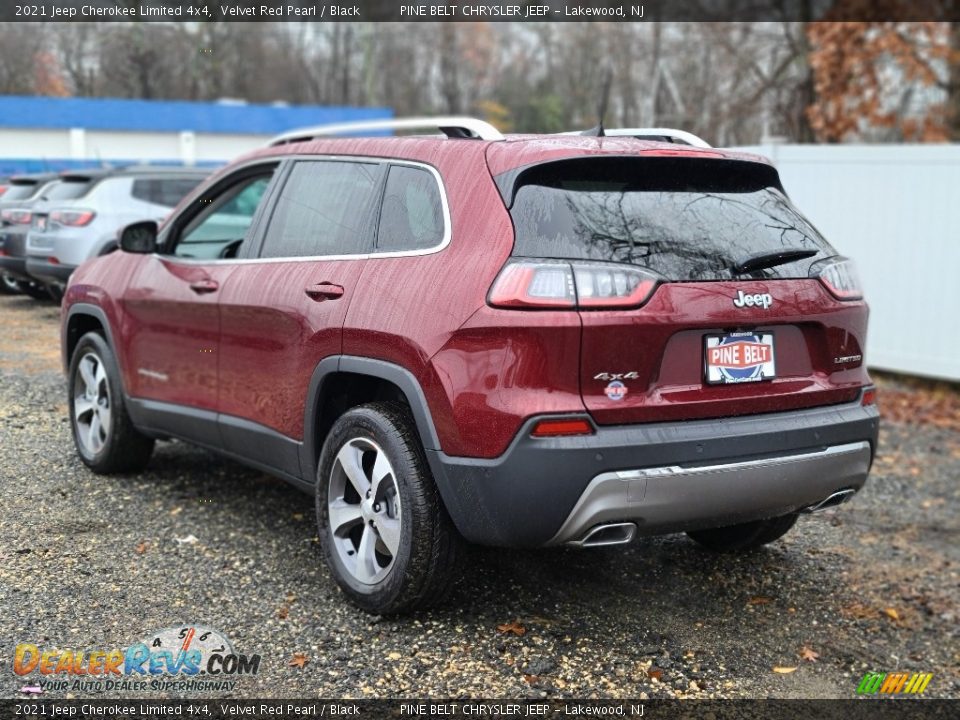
[
  {"left": 1, "top": 272, "right": 22, "bottom": 294},
  {"left": 686, "top": 513, "right": 798, "bottom": 553},
  {"left": 316, "top": 402, "right": 462, "bottom": 614},
  {"left": 68, "top": 332, "right": 154, "bottom": 474}
]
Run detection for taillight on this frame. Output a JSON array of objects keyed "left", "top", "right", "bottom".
[
  {"left": 50, "top": 209, "right": 96, "bottom": 227},
  {"left": 530, "top": 417, "right": 594, "bottom": 438},
  {"left": 0, "top": 208, "right": 32, "bottom": 225},
  {"left": 489, "top": 259, "right": 661, "bottom": 310},
  {"left": 813, "top": 257, "right": 863, "bottom": 300}
]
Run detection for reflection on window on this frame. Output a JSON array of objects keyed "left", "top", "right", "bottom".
[
  {"left": 510, "top": 159, "right": 835, "bottom": 281},
  {"left": 174, "top": 175, "right": 271, "bottom": 259}
]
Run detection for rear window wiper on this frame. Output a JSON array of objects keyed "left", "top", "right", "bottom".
[{"left": 731, "top": 248, "right": 818, "bottom": 275}]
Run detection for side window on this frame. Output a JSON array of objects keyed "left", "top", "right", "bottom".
[
  {"left": 376, "top": 165, "right": 445, "bottom": 252},
  {"left": 132, "top": 177, "right": 204, "bottom": 208},
  {"left": 259, "top": 160, "right": 383, "bottom": 259},
  {"left": 171, "top": 173, "right": 273, "bottom": 259}
]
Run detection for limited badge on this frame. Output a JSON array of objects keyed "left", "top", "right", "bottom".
[{"left": 604, "top": 380, "right": 628, "bottom": 401}]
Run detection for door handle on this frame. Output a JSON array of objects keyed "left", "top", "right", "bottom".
[
  {"left": 305, "top": 282, "right": 345, "bottom": 301},
  {"left": 189, "top": 279, "right": 219, "bottom": 294}
]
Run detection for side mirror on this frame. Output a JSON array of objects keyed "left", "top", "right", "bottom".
[{"left": 119, "top": 220, "right": 158, "bottom": 254}]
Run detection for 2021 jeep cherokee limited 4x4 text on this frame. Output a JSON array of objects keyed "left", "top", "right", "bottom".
[{"left": 61, "top": 118, "right": 879, "bottom": 614}]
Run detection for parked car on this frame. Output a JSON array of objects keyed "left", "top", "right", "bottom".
[
  {"left": 60, "top": 118, "right": 879, "bottom": 614},
  {"left": 25, "top": 166, "right": 210, "bottom": 296},
  {"left": 0, "top": 173, "right": 59, "bottom": 298}
]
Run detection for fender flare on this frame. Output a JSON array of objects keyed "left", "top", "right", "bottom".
[
  {"left": 299, "top": 355, "right": 444, "bottom": 480},
  {"left": 62, "top": 303, "right": 119, "bottom": 375}
]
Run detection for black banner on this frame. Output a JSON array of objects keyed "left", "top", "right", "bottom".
[
  {"left": 3, "top": 699, "right": 958, "bottom": 720},
  {"left": 3, "top": 0, "right": 960, "bottom": 23}
]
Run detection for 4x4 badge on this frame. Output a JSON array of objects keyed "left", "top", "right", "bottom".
[{"left": 733, "top": 290, "right": 773, "bottom": 309}]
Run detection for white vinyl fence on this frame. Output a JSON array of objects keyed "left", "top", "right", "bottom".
[{"left": 736, "top": 144, "right": 960, "bottom": 382}]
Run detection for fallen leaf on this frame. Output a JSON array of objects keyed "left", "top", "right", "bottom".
[
  {"left": 523, "top": 674, "right": 538, "bottom": 684},
  {"left": 747, "top": 596, "right": 774, "bottom": 605},
  {"left": 799, "top": 646, "right": 819, "bottom": 662},
  {"left": 277, "top": 606, "right": 289, "bottom": 620},
  {"left": 169, "top": 506, "right": 183, "bottom": 516},
  {"left": 134, "top": 541, "right": 148, "bottom": 554},
  {"left": 288, "top": 652, "right": 309, "bottom": 669},
  {"left": 647, "top": 668, "right": 663, "bottom": 681},
  {"left": 387, "top": 652, "right": 402, "bottom": 660},
  {"left": 497, "top": 621, "right": 526, "bottom": 637},
  {"left": 884, "top": 607, "right": 900, "bottom": 622},
  {"left": 773, "top": 666, "right": 798, "bottom": 674}
]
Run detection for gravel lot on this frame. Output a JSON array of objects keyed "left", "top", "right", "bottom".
[{"left": 1, "top": 292, "right": 958, "bottom": 700}]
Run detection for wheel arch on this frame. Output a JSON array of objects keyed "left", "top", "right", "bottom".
[
  {"left": 63, "top": 303, "right": 117, "bottom": 374},
  {"left": 300, "top": 356, "right": 443, "bottom": 483}
]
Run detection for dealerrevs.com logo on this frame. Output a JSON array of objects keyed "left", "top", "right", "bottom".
[
  {"left": 856, "top": 671, "right": 933, "bottom": 695},
  {"left": 14, "top": 625, "right": 260, "bottom": 693}
]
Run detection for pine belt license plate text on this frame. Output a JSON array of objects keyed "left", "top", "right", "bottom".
[{"left": 705, "top": 332, "right": 776, "bottom": 384}]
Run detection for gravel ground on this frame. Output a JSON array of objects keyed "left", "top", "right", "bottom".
[{"left": 1, "top": 292, "right": 958, "bottom": 700}]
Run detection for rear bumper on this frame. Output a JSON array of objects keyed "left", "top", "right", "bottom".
[
  {"left": 427, "top": 395, "right": 879, "bottom": 548},
  {"left": 26, "top": 257, "right": 74, "bottom": 284}
]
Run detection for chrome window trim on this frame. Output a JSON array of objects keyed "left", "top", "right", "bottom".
[{"left": 156, "top": 155, "right": 451, "bottom": 266}]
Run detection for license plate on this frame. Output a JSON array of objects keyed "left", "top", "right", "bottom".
[
  {"left": 36, "top": 217, "right": 46, "bottom": 230},
  {"left": 705, "top": 332, "right": 776, "bottom": 384}
]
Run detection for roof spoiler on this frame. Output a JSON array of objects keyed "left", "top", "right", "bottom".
[
  {"left": 561, "top": 127, "right": 711, "bottom": 148},
  {"left": 268, "top": 116, "right": 505, "bottom": 146}
]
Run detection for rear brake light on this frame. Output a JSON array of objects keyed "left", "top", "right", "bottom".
[
  {"left": 813, "top": 257, "right": 863, "bottom": 300},
  {"left": 861, "top": 387, "right": 876, "bottom": 406},
  {"left": 489, "top": 260, "right": 661, "bottom": 310},
  {"left": 47, "top": 257, "right": 59, "bottom": 265},
  {"left": 50, "top": 209, "right": 96, "bottom": 227},
  {"left": 0, "top": 208, "right": 32, "bottom": 225},
  {"left": 530, "top": 418, "right": 594, "bottom": 437}
]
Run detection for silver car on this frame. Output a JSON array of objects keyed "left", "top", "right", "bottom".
[{"left": 25, "top": 166, "right": 210, "bottom": 292}]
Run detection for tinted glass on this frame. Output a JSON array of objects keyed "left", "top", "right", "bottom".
[
  {"left": 508, "top": 158, "right": 834, "bottom": 281},
  {"left": 2, "top": 182, "right": 42, "bottom": 201},
  {"left": 43, "top": 179, "right": 95, "bottom": 201},
  {"left": 132, "top": 177, "right": 204, "bottom": 207},
  {"left": 376, "top": 165, "right": 444, "bottom": 251},
  {"left": 174, "top": 175, "right": 272, "bottom": 259},
  {"left": 261, "top": 160, "right": 383, "bottom": 258}
]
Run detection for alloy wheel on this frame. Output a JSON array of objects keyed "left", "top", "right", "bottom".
[
  {"left": 327, "top": 437, "right": 402, "bottom": 585},
  {"left": 73, "top": 352, "right": 112, "bottom": 455}
]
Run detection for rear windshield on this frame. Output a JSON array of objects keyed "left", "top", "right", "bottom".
[
  {"left": 44, "top": 179, "right": 96, "bottom": 201},
  {"left": 3, "top": 182, "right": 43, "bottom": 201},
  {"left": 506, "top": 157, "right": 834, "bottom": 281}
]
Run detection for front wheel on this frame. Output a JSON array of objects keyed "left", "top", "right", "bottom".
[
  {"left": 686, "top": 513, "right": 798, "bottom": 553},
  {"left": 316, "top": 402, "right": 462, "bottom": 614},
  {"left": 68, "top": 332, "right": 155, "bottom": 474}
]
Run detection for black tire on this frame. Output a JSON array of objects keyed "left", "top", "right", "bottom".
[
  {"left": 68, "top": 332, "right": 154, "bottom": 474},
  {"left": 686, "top": 513, "right": 799, "bottom": 553},
  {"left": 1, "top": 272, "right": 22, "bottom": 294},
  {"left": 316, "top": 402, "right": 462, "bottom": 614}
]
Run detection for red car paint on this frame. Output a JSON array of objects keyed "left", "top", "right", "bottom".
[{"left": 63, "top": 134, "right": 871, "bottom": 463}]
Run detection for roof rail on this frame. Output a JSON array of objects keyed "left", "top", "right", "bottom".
[
  {"left": 268, "top": 116, "right": 505, "bottom": 146},
  {"left": 561, "top": 127, "right": 711, "bottom": 148}
]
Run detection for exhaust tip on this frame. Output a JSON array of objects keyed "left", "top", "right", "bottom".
[
  {"left": 803, "top": 488, "right": 857, "bottom": 514},
  {"left": 568, "top": 522, "right": 637, "bottom": 548}
]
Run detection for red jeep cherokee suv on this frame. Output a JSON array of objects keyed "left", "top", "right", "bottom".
[{"left": 61, "top": 118, "right": 879, "bottom": 613}]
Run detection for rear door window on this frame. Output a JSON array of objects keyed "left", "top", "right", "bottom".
[
  {"left": 507, "top": 157, "right": 835, "bottom": 281},
  {"left": 260, "top": 160, "right": 384, "bottom": 259},
  {"left": 131, "top": 177, "right": 204, "bottom": 208},
  {"left": 376, "top": 165, "right": 445, "bottom": 252}
]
